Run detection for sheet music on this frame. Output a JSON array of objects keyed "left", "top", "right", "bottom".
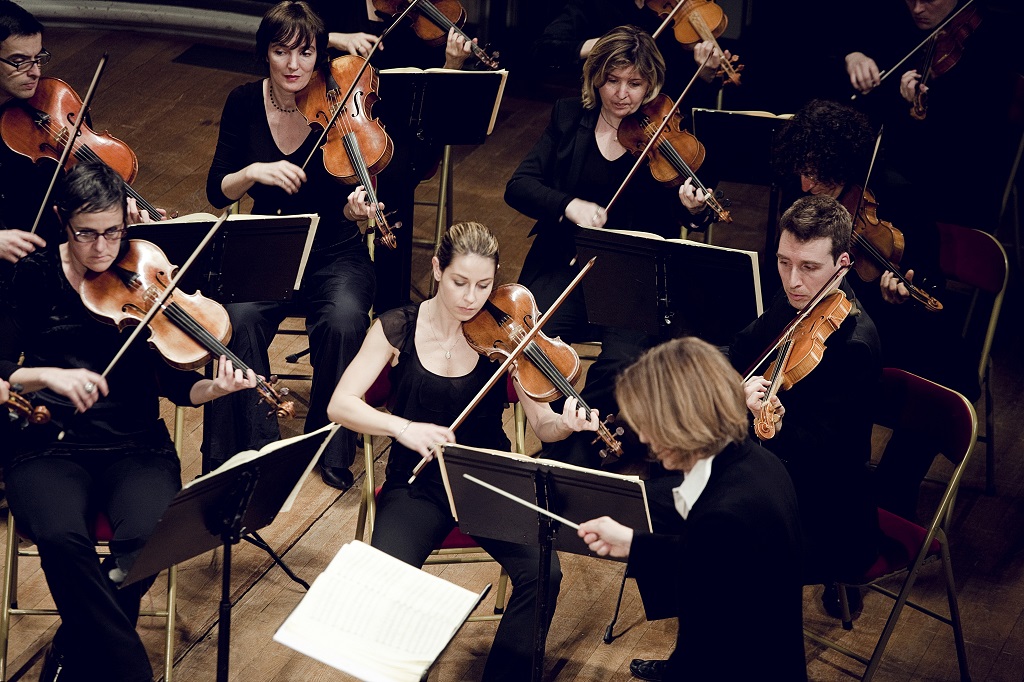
[{"left": 274, "top": 541, "right": 485, "bottom": 682}]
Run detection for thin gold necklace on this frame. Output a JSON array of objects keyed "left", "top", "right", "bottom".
[{"left": 426, "top": 300, "right": 460, "bottom": 361}]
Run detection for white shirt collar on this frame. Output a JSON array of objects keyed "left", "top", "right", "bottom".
[{"left": 672, "top": 454, "right": 717, "bottom": 520}]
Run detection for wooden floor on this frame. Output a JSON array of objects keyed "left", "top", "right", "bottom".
[{"left": 3, "top": 26, "right": 1024, "bottom": 682}]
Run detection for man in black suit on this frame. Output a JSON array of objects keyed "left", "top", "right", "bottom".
[
  {"left": 731, "top": 194, "right": 881, "bottom": 607},
  {"left": 580, "top": 337, "right": 806, "bottom": 682}
]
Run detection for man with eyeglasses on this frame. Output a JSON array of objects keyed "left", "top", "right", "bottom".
[{"left": 0, "top": 0, "right": 53, "bottom": 268}]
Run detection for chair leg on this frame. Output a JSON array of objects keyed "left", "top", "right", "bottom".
[
  {"left": 862, "top": 562, "right": 928, "bottom": 681},
  {"left": 985, "top": 363, "right": 996, "bottom": 496},
  {"left": 838, "top": 583, "right": 854, "bottom": 631},
  {"left": 940, "top": 539, "right": 971, "bottom": 681},
  {"left": 493, "top": 567, "right": 508, "bottom": 615},
  {"left": 163, "top": 564, "right": 177, "bottom": 682},
  {"left": 0, "top": 516, "right": 18, "bottom": 681}
]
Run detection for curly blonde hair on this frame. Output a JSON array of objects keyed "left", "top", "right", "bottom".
[{"left": 581, "top": 25, "right": 664, "bottom": 110}]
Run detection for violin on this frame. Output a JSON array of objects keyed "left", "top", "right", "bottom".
[
  {"left": 647, "top": 0, "right": 742, "bottom": 86},
  {"left": 462, "top": 284, "right": 626, "bottom": 464},
  {"left": 78, "top": 239, "right": 295, "bottom": 419},
  {"left": 910, "top": 2, "right": 982, "bottom": 120},
  {"left": 0, "top": 77, "right": 163, "bottom": 221},
  {"left": 297, "top": 57, "right": 398, "bottom": 249},
  {"left": 372, "top": 0, "right": 500, "bottom": 70},
  {"left": 5, "top": 385, "right": 51, "bottom": 426},
  {"left": 754, "top": 290, "right": 851, "bottom": 439},
  {"left": 838, "top": 184, "right": 942, "bottom": 312},
  {"left": 617, "top": 93, "right": 731, "bottom": 223}
]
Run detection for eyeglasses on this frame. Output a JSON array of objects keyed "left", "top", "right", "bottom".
[
  {"left": 69, "top": 227, "right": 128, "bottom": 243},
  {"left": 0, "top": 49, "right": 51, "bottom": 73}
]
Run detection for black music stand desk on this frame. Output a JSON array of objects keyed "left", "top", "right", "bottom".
[
  {"left": 574, "top": 227, "right": 764, "bottom": 346},
  {"left": 128, "top": 213, "right": 319, "bottom": 304},
  {"left": 122, "top": 424, "right": 338, "bottom": 682},
  {"left": 438, "top": 443, "right": 652, "bottom": 682}
]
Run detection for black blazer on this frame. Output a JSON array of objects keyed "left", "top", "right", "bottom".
[
  {"left": 629, "top": 438, "right": 807, "bottom": 681},
  {"left": 504, "top": 98, "right": 686, "bottom": 281},
  {"left": 729, "top": 280, "right": 881, "bottom": 583}
]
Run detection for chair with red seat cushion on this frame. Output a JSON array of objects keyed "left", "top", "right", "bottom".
[{"left": 803, "top": 368, "right": 976, "bottom": 681}]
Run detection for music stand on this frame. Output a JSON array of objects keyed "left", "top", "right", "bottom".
[
  {"left": 127, "top": 213, "right": 320, "bottom": 304},
  {"left": 378, "top": 68, "right": 508, "bottom": 293},
  {"left": 574, "top": 227, "right": 763, "bottom": 346},
  {"left": 692, "top": 108, "right": 790, "bottom": 291},
  {"left": 122, "top": 424, "right": 338, "bottom": 682},
  {"left": 438, "top": 444, "right": 651, "bottom": 682}
]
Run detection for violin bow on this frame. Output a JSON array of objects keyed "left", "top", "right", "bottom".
[
  {"left": 651, "top": 0, "right": 690, "bottom": 40},
  {"left": 850, "top": 0, "right": 977, "bottom": 100},
  {"left": 300, "top": 0, "right": 421, "bottom": 172},
  {"left": 58, "top": 209, "right": 231, "bottom": 439},
  {"left": 602, "top": 53, "right": 711, "bottom": 218},
  {"left": 30, "top": 54, "right": 108, "bottom": 235},
  {"left": 407, "top": 256, "right": 598, "bottom": 483},
  {"left": 742, "top": 264, "right": 850, "bottom": 383}
]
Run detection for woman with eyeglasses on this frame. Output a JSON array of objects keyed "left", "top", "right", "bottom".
[{"left": 0, "top": 161, "right": 257, "bottom": 682}]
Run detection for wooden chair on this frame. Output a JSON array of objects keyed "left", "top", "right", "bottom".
[
  {"left": 804, "top": 368, "right": 976, "bottom": 681},
  {"left": 0, "top": 407, "right": 185, "bottom": 682},
  {"left": 354, "top": 366, "right": 522, "bottom": 621},
  {"left": 936, "top": 222, "right": 1008, "bottom": 494}
]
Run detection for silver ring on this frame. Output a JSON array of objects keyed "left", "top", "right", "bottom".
[{"left": 83, "top": 381, "right": 96, "bottom": 394}]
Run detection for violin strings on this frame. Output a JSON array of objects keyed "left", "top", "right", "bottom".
[
  {"left": 33, "top": 117, "right": 162, "bottom": 218},
  {"left": 643, "top": 118, "right": 727, "bottom": 217},
  {"left": 851, "top": 231, "right": 916, "bottom": 290},
  {"left": 156, "top": 297, "right": 276, "bottom": 397}
]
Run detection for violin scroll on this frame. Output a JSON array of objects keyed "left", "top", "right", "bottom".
[
  {"left": 753, "top": 401, "right": 778, "bottom": 440},
  {"left": 5, "top": 385, "right": 51, "bottom": 426}
]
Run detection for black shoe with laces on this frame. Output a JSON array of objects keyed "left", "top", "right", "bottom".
[{"left": 629, "top": 658, "right": 667, "bottom": 681}]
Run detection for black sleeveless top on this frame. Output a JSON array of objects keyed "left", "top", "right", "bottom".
[{"left": 379, "top": 305, "right": 511, "bottom": 510}]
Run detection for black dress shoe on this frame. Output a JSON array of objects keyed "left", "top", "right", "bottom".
[
  {"left": 319, "top": 464, "right": 354, "bottom": 491},
  {"left": 39, "top": 643, "right": 68, "bottom": 682},
  {"left": 821, "top": 583, "right": 863, "bottom": 620},
  {"left": 629, "top": 658, "right": 667, "bottom": 681}
]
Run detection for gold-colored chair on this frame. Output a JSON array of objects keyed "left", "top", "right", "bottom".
[
  {"left": 936, "top": 222, "right": 1008, "bottom": 495},
  {"left": 804, "top": 369, "right": 976, "bottom": 681},
  {"left": 0, "top": 407, "right": 184, "bottom": 682},
  {"left": 354, "top": 366, "right": 521, "bottom": 621}
]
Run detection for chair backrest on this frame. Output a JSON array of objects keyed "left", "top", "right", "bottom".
[
  {"left": 936, "top": 222, "right": 1009, "bottom": 382},
  {"left": 875, "top": 368, "right": 978, "bottom": 533}
]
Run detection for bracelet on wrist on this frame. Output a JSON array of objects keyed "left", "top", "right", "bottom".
[{"left": 395, "top": 419, "right": 412, "bottom": 440}]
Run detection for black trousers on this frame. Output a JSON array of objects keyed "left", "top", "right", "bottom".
[
  {"left": 4, "top": 445, "right": 181, "bottom": 682},
  {"left": 201, "top": 246, "right": 375, "bottom": 471},
  {"left": 371, "top": 485, "right": 562, "bottom": 682}
]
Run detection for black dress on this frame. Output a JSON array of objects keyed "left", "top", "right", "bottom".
[
  {"left": 369, "top": 304, "right": 561, "bottom": 682},
  {"left": 202, "top": 80, "right": 376, "bottom": 473}
]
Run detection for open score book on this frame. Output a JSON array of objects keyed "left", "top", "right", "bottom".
[{"left": 274, "top": 540, "right": 488, "bottom": 682}]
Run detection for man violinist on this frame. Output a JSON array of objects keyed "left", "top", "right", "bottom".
[
  {"left": 0, "top": 0, "right": 51, "bottom": 266},
  {"left": 729, "top": 195, "right": 881, "bottom": 617},
  {"left": 0, "top": 161, "right": 257, "bottom": 682},
  {"left": 840, "top": 0, "right": 1019, "bottom": 230}
]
